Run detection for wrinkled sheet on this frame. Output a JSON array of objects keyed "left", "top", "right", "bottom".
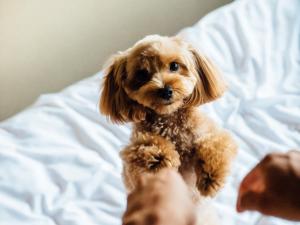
[{"left": 0, "top": 0, "right": 300, "bottom": 224}]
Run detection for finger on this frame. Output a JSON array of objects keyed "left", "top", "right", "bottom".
[
  {"left": 239, "top": 167, "right": 260, "bottom": 190},
  {"left": 123, "top": 200, "right": 145, "bottom": 218},
  {"left": 239, "top": 165, "right": 264, "bottom": 196},
  {"left": 237, "top": 191, "right": 266, "bottom": 212},
  {"left": 237, "top": 166, "right": 266, "bottom": 212},
  {"left": 123, "top": 215, "right": 140, "bottom": 225},
  {"left": 126, "top": 186, "right": 148, "bottom": 216},
  {"left": 260, "top": 152, "right": 286, "bottom": 169},
  {"left": 127, "top": 188, "right": 143, "bottom": 204}
]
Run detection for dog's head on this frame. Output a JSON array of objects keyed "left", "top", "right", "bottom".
[{"left": 100, "top": 35, "right": 226, "bottom": 123}]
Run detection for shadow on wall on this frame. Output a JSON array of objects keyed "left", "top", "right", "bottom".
[{"left": 0, "top": 0, "right": 231, "bottom": 121}]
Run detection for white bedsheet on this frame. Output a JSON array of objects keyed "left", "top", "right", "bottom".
[{"left": 1, "top": 0, "right": 300, "bottom": 224}]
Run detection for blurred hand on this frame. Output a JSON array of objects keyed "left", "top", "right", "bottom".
[
  {"left": 237, "top": 150, "right": 300, "bottom": 221},
  {"left": 122, "top": 169, "right": 196, "bottom": 225}
]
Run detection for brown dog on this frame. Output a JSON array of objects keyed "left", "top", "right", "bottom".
[{"left": 100, "top": 35, "right": 237, "bottom": 199}]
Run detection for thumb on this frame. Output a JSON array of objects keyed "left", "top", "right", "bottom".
[{"left": 237, "top": 191, "right": 268, "bottom": 213}]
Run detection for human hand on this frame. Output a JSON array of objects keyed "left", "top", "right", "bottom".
[
  {"left": 237, "top": 150, "right": 300, "bottom": 221},
  {"left": 122, "top": 169, "right": 196, "bottom": 225}
]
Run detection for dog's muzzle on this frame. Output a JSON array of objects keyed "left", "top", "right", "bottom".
[{"left": 158, "top": 86, "right": 173, "bottom": 100}]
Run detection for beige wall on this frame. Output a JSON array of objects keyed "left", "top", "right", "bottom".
[{"left": 0, "top": 0, "right": 231, "bottom": 121}]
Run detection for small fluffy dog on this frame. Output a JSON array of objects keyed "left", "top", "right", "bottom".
[{"left": 99, "top": 35, "right": 237, "bottom": 200}]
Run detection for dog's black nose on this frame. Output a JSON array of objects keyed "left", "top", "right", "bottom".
[{"left": 159, "top": 86, "right": 173, "bottom": 100}]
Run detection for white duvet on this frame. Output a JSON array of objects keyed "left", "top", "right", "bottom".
[{"left": 0, "top": 0, "right": 299, "bottom": 224}]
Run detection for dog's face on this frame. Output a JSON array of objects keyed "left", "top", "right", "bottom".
[
  {"left": 100, "top": 35, "right": 225, "bottom": 123},
  {"left": 124, "top": 36, "right": 198, "bottom": 116}
]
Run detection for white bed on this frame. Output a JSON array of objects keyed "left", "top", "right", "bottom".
[{"left": 1, "top": 0, "right": 300, "bottom": 224}]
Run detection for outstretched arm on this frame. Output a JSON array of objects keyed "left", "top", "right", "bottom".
[{"left": 122, "top": 169, "right": 196, "bottom": 225}]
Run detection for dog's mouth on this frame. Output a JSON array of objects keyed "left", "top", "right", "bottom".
[
  {"left": 151, "top": 99, "right": 183, "bottom": 115},
  {"left": 159, "top": 96, "right": 175, "bottom": 106},
  {"left": 152, "top": 99, "right": 174, "bottom": 108},
  {"left": 162, "top": 100, "right": 174, "bottom": 105}
]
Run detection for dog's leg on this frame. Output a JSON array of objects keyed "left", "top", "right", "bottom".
[
  {"left": 194, "top": 130, "right": 237, "bottom": 197},
  {"left": 120, "top": 133, "right": 180, "bottom": 191}
]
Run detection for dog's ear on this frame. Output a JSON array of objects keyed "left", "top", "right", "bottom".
[
  {"left": 99, "top": 53, "right": 146, "bottom": 123},
  {"left": 186, "top": 47, "right": 226, "bottom": 106}
]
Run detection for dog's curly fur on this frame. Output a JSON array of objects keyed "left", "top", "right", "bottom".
[{"left": 99, "top": 35, "right": 237, "bottom": 199}]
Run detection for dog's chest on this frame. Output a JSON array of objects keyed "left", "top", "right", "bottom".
[{"left": 140, "top": 110, "right": 196, "bottom": 157}]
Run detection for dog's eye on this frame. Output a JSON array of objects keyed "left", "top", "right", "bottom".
[
  {"left": 135, "top": 69, "right": 150, "bottom": 82},
  {"left": 130, "top": 69, "right": 151, "bottom": 90},
  {"left": 169, "top": 62, "right": 179, "bottom": 72}
]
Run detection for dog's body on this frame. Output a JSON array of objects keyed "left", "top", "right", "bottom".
[
  {"left": 122, "top": 107, "right": 236, "bottom": 199},
  {"left": 100, "top": 35, "right": 237, "bottom": 200}
]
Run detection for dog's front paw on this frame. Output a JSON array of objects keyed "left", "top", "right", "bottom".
[
  {"left": 194, "top": 132, "right": 237, "bottom": 196},
  {"left": 196, "top": 170, "right": 220, "bottom": 197},
  {"left": 195, "top": 160, "right": 225, "bottom": 197},
  {"left": 138, "top": 144, "right": 180, "bottom": 172},
  {"left": 121, "top": 135, "right": 181, "bottom": 174},
  {"left": 146, "top": 152, "right": 168, "bottom": 171},
  {"left": 120, "top": 134, "right": 181, "bottom": 191}
]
